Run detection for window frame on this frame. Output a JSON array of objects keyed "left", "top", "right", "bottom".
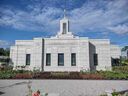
[
  {"left": 58, "top": 53, "right": 64, "bottom": 66},
  {"left": 46, "top": 53, "right": 51, "bottom": 66},
  {"left": 94, "top": 53, "right": 98, "bottom": 66},
  {"left": 71, "top": 53, "right": 76, "bottom": 66},
  {"left": 26, "top": 54, "right": 31, "bottom": 65}
]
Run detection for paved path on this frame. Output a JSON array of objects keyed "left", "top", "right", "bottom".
[{"left": 0, "top": 80, "right": 128, "bottom": 96}]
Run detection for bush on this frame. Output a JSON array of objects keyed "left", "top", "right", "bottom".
[
  {"left": 0, "top": 70, "right": 16, "bottom": 79},
  {"left": 36, "top": 72, "right": 51, "bottom": 79},
  {"left": 98, "top": 71, "right": 128, "bottom": 80},
  {"left": 80, "top": 73, "right": 104, "bottom": 80},
  {"left": 0, "top": 69, "right": 33, "bottom": 79},
  {"left": 0, "top": 66, "right": 128, "bottom": 79},
  {"left": 50, "top": 72, "right": 70, "bottom": 79},
  {"left": 112, "top": 66, "right": 128, "bottom": 73},
  {"left": 70, "top": 72, "right": 81, "bottom": 79},
  {"left": 14, "top": 73, "right": 33, "bottom": 79},
  {"left": 111, "top": 92, "right": 119, "bottom": 96}
]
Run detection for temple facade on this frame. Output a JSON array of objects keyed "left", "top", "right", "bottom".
[{"left": 10, "top": 14, "right": 121, "bottom": 72}]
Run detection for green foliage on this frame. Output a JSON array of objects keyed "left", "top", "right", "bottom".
[
  {"left": 98, "top": 66, "right": 128, "bottom": 80},
  {"left": 0, "top": 70, "right": 16, "bottom": 79},
  {"left": 50, "top": 72, "right": 70, "bottom": 79},
  {"left": 84, "top": 70, "right": 126, "bottom": 80},
  {"left": 0, "top": 69, "right": 32, "bottom": 79},
  {"left": 0, "top": 48, "right": 5, "bottom": 56},
  {"left": 121, "top": 46, "right": 128, "bottom": 51},
  {"left": 111, "top": 91, "right": 119, "bottom": 96},
  {"left": 98, "top": 71, "right": 128, "bottom": 80},
  {"left": 0, "top": 66, "right": 128, "bottom": 79},
  {"left": 112, "top": 66, "right": 128, "bottom": 73},
  {"left": 0, "top": 48, "right": 10, "bottom": 56},
  {"left": 121, "top": 59, "right": 128, "bottom": 65}
]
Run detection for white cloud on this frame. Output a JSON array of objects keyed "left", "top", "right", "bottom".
[
  {"left": 0, "top": 40, "right": 12, "bottom": 48},
  {"left": 108, "top": 24, "right": 128, "bottom": 34},
  {"left": 0, "top": 7, "right": 62, "bottom": 33},
  {"left": 0, "top": 0, "right": 128, "bottom": 35},
  {"left": 69, "top": 0, "right": 128, "bottom": 34}
]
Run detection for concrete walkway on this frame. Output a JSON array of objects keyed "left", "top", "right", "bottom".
[{"left": 0, "top": 80, "right": 128, "bottom": 96}]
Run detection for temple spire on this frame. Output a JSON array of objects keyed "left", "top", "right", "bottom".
[
  {"left": 60, "top": 8, "right": 69, "bottom": 34},
  {"left": 64, "top": 9, "right": 66, "bottom": 18},
  {"left": 64, "top": 0, "right": 66, "bottom": 18}
]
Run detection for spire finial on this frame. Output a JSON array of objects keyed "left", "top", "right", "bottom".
[
  {"left": 64, "top": 9, "right": 66, "bottom": 18},
  {"left": 64, "top": 0, "right": 66, "bottom": 18}
]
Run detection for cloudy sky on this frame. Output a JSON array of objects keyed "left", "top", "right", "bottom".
[{"left": 0, "top": 0, "right": 128, "bottom": 48}]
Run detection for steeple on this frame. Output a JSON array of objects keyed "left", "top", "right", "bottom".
[
  {"left": 64, "top": 9, "right": 66, "bottom": 18},
  {"left": 54, "top": 0, "right": 75, "bottom": 38},
  {"left": 55, "top": 8, "right": 74, "bottom": 39},
  {"left": 60, "top": 9, "right": 69, "bottom": 34}
]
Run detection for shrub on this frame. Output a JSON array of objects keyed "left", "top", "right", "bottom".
[
  {"left": 0, "top": 67, "right": 128, "bottom": 79},
  {"left": 111, "top": 92, "right": 119, "bottom": 96},
  {"left": 50, "top": 72, "right": 70, "bottom": 79},
  {"left": 80, "top": 73, "right": 104, "bottom": 80},
  {"left": 0, "top": 69, "right": 33, "bottom": 79},
  {"left": 70, "top": 72, "right": 81, "bottom": 79},
  {"left": 0, "top": 70, "right": 16, "bottom": 79},
  {"left": 14, "top": 73, "right": 33, "bottom": 79},
  {"left": 99, "top": 71, "right": 128, "bottom": 80},
  {"left": 112, "top": 66, "right": 128, "bottom": 73},
  {"left": 36, "top": 72, "right": 51, "bottom": 79}
]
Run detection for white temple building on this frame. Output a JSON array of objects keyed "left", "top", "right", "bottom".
[{"left": 10, "top": 11, "right": 121, "bottom": 72}]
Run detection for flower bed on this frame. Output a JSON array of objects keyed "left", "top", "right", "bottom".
[
  {"left": 80, "top": 73, "right": 104, "bottom": 80},
  {"left": 13, "top": 73, "right": 33, "bottom": 79},
  {"left": 35, "top": 72, "right": 51, "bottom": 79},
  {"left": 0, "top": 66, "right": 128, "bottom": 79}
]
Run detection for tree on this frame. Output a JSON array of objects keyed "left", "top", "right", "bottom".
[
  {"left": 0, "top": 48, "right": 10, "bottom": 56},
  {"left": 121, "top": 46, "right": 128, "bottom": 66},
  {"left": 5, "top": 48, "right": 10, "bottom": 56},
  {"left": 121, "top": 46, "right": 128, "bottom": 51},
  {"left": 0, "top": 48, "right": 5, "bottom": 56}
]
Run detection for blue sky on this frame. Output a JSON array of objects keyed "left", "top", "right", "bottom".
[{"left": 0, "top": 0, "right": 128, "bottom": 48}]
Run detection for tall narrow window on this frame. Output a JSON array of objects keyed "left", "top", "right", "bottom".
[
  {"left": 26, "top": 54, "right": 30, "bottom": 65},
  {"left": 94, "top": 53, "right": 98, "bottom": 65},
  {"left": 62, "top": 23, "right": 66, "bottom": 34},
  {"left": 58, "top": 53, "right": 64, "bottom": 66},
  {"left": 71, "top": 53, "right": 76, "bottom": 66},
  {"left": 46, "top": 53, "right": 51, "bottom": 66}
]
